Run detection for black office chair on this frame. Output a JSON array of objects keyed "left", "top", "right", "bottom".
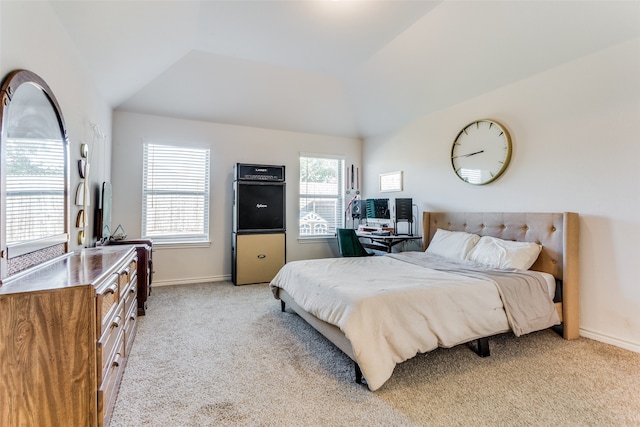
[{"left": 336, "top": 228, "right": 375, "bottom": 257}]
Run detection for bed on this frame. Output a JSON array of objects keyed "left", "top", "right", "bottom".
[{"left": 270, "top": 212, "right": 579, "bottom": 391}]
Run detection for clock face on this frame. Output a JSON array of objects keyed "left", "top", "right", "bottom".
[{"left": 451, "top": 119, "right": 512, "bottom": 185}]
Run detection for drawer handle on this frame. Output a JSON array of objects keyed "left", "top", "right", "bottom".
[
  {"left": 111, "top": 315, "right": 122, "bottom": 329},
  {"left": 112, "top": 353, "right": 122, "bottom": 368},
  {"left": 106, "top": 283, "right": 118, "bottom": 294},
  {"left": 129, "top": 287, "right": 136, "bottom": 294},
  {"left": 257, "top": 254, "right": 266, "bottom": 259}
]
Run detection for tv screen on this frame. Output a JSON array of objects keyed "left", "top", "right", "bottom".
[{"left": 99, "top": 182, "right": 112, "bottom": 239}]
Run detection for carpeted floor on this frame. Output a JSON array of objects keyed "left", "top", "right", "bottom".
[{"left": 110, "top": 282, "right": 640, "bottom": 426}]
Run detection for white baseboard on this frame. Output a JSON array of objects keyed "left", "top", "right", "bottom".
[
  {"left": 580, "top": 328, "right": 640, "bottom": 353},
  {"left": 152, "top": 275, "right": 231, "bottom": 287}
]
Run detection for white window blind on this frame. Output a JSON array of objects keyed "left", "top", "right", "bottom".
[
  {"left": 299, "top": 154, "right": 345, "bottom": 238},
  {"left": 5, "top": 138, "right": 65, "bottom": 245},
  {"left": 142, "top": 143, "right": 210, "bottom": 243}
]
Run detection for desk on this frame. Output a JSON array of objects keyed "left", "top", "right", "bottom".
[{"left": 357, "top": 232, "right": 422, "bottom": 253}]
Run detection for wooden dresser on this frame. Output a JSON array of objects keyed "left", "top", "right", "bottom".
[{"left": 0, "top": 245, "right": 138, "bottom": 427}]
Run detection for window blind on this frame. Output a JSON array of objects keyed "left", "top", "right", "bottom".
[
  {"left": 299, "top": 155, "right": 345, "bottom": 237},
  {"left": 142, "top": 143, "right": 210, "bottom": 243}
]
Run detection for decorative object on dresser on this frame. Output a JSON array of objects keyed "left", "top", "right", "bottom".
[
  {"left": 0, "top": 246, "right": 139, "bottom": 427},
  {"left": 232, "top": 163, "right": 286, "bottom": 285}
]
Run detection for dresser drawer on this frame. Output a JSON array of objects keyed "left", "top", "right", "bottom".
[
  {"left": 124, "top": 300, "right": 138, "bottom": 356},
  {"left": 97, "top": 338, "right": 125, "bottom": 427},
  {"left": 129, "top": 270, "right": 137, "bottom": 291},
  {"left": 97, "top": 303, "right": 124, "bottom": 382},
  {"left": 96, "top": 274, "right": 120, "bottom": 337},
  {"left": 122, "top": 278, "right": 137, "bottom": 319},
  {"left": 118, "top": 266, "right": 131, "bottom": 294},
  {"left": 118, "top": 258, "right": 137, "bottom": 292},
  {"left": 129, "top": 259, "right": 138, "bottom": 276}
]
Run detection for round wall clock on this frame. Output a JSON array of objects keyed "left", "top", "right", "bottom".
[{"left": 450, "top": 119, "right": 512, "bottom": 185}]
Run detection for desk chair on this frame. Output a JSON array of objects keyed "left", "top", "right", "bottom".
[{"left": 337, "top": 228, "right": 375, "bottom": 257}]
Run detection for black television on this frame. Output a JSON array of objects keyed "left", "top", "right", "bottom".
[{"left": 98, "top": 181, "right": 112, "bottom": 240}]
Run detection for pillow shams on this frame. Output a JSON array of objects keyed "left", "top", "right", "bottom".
[
  {"left": 425, "top": 229, "right": 480, "bottom": 261},
  {"left": 466, "top": 236, "right": 542, "bottom": 270}
]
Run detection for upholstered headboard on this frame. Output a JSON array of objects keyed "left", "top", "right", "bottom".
[{"left": 422, "top": 212, "right": 580, "bottom": 339}]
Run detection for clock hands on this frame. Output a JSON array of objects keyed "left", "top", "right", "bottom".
[{"left": 452, "top": 149, "right": 484, "bottom": 159}]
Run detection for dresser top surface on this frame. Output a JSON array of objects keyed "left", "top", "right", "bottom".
[{"left": 0, "top": 245, "right": 136, "bottom": 295}]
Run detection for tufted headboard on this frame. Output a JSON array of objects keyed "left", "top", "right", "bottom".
[{"left": 422, "top": 212, "right": 580, "bottom": 340}]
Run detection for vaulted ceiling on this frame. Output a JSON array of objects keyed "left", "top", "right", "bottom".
[{"left": 50, "top": 1, "right": 640, "bottom": 139}]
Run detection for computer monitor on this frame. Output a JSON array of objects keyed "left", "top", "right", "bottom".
[{"left": 366, "top": 198, "right": 390, "bottom": 226}]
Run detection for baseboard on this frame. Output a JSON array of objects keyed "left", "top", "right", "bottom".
[
  {"left": 152, "top": 275, "right": 231, "bottom": 287},
  {"left": 580, "top": 328, "right": 640, "bottom": 353}
]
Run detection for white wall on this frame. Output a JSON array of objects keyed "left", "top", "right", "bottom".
[
  {"left": 111, "top": 111, "right": 362, "bottom": 285},
  {"left": 1, "top": 1, "right": 113, "bottom": 250},
  {"left": 362, "top": 39, "right": 640, "bottom": 352}
]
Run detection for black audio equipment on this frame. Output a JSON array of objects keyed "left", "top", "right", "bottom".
[
  {"left": 351, "top": 199, "right": 365, "bottom": 219},
  {"left": 235, "top": 163, "right": 285, "bottom": 182},
  {"left": 395, "top": 198, "right": 413, "bottom": 221},
  {"left": 233, "top": 181, "right": 285, "bottom": 233},
  {"left": 394, "top": 197, "right": 413, "bottom": 235},
  {"left": 232, "top": 163, "right": 286, "bottom": 285},
  {"left": 233, "top": 163, "right": 286, "bottom": 232}
]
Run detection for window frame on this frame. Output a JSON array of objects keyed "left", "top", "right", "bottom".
[
  {"left": 141, "top": 142, "right": 211, "bottom": 245},
  {"left": 298, "top": 153, "right": 345, "bottom": 240}
]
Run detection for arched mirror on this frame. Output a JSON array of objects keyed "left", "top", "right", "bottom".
[{"left": 0, "top": 70, "right": 69, "bottom": 282}]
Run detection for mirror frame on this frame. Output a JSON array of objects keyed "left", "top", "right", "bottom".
[{"left": 0, "top": 69, "right": 70, "bottom": 281}]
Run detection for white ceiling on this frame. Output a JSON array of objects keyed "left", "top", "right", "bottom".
[{"left": 50, "top": 1, "right": 640, "bottom": 139}]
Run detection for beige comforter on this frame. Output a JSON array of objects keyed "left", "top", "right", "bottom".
[{"left": 270, "top": 253, "right": 559, "bottom": 391}]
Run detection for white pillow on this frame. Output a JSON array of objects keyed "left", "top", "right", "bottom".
[
  {"left": 425, "top": 229, "right": 481, "bottom": 261},
  {"left": 466, "top": 236, "right": 542, "bottom": 270}
]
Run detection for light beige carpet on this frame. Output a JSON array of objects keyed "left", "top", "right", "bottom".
[{"left": 110, "top": 282, "right": 640, "bottom": 426}]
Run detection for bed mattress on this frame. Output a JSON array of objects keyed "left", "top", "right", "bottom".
[{"left": 271, "top": 252, "right": 559, "bottom": 391}]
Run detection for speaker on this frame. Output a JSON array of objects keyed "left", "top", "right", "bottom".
[
  {"left": 234, "top": 181, "right": 286, "bottom": 232},
  {"left": 395, "top": 198, "right": 413, "bottom": 222},
  {"left": 352, "top": 199, "right": 365, "bottom": 218}
]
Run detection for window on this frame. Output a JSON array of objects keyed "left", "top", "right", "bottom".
[
  {"left": 299, "top": 154, "right": 345, "bottom": 238},
  {"left": 142, "top": 143, "right": 210, "bottom": 244}
]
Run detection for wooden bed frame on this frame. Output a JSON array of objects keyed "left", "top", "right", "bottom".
[{"left": 278, "top": 212, "right": 579, "bottom": 384}]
